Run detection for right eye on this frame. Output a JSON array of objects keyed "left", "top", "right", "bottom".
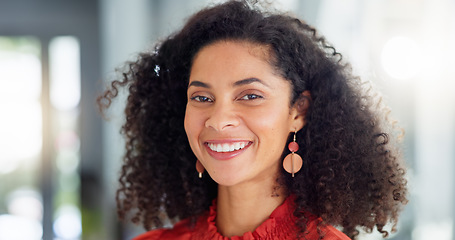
[{"left": 190, "top": 96, "right": 213, "bottom": 103}]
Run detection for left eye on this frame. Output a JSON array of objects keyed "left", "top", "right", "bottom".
[
  {"left": 239, "top": 94, "right": 262, "bottom": 100},
  {"left": 191, "top": 96, "right": 213, "bottom": 102}
]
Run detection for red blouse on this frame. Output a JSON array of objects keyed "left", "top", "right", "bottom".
[{"left": 133, "top": 196, "right": 350, "bottom": 240}]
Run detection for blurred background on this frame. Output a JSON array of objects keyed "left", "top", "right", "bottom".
[{"left": 0, "top": 0, "right": 454, "bottom": 239}]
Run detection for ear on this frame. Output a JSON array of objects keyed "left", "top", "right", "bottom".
[{"left": 289, "top": 90, "right": 311, "bottom": 132}]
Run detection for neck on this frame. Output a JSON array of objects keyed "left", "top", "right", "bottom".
[{"left": 215, "top": 175, "right": 287, "bottom": 237}]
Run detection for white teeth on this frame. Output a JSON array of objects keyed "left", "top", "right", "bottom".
[
  {"left": 222, "top": 144, "right": 230, "bottom": 152},
  {"left": 208, "top": 142, "right": 249, "bottom": 153},
  {"left": 234, "top": 142, "right": 240, "bottom": 150},
  {"left": 216, "top": 144, "right": 223, "bottom": 152}
]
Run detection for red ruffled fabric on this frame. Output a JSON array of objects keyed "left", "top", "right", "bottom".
[{"left": 133, "top": 196, "right": 350, "bottom": 240}]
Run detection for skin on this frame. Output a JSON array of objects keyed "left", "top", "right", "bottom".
[{"left": 184, "top": 40, "right": 306, "bottom": 237}]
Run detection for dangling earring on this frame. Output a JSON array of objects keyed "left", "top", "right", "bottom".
[
  {"left": 195, "top": 160, "right": 205, "bottom": 178},
  {"left": 283, "top": 131, "right": 303, "bottom": 177}
]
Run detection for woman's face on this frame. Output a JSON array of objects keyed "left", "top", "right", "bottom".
[{"left": 184, "top": 41, "right": 304, "bottom": 187}]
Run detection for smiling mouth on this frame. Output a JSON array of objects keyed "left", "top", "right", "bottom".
[{"left": 206, "top": 141, "right": 251, "bottom": 153}]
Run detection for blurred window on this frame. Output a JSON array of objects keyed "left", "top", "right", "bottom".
[{"left": 0, "top": 36, "right": 81, "bottom": 240}]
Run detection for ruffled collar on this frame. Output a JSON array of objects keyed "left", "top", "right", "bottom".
[{"left": 192, "top": 195, "right": 298, "bottom": 240}]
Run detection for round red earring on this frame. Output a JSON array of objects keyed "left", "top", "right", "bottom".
[{"left": 283, "top": 131, "right": 303, "bottom": 177}]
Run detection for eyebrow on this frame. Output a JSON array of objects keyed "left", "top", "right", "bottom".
[
  {"left": 188, "top": 81, "right": 211, "bottom": 88},
  {"left": 233, "top": 78, "right": 270, "bottom": 88},
  {"left": 188, "top": 77, "right": 269, "bottom": 89}
]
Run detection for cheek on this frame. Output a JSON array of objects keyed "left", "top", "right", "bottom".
[
  {"left": 184, "top": 106, "right": 203, "bottom": 145},
  {"left": 245, "top": 105, "right": 291, "bottom": 152},
  {"left": 184, "top": 107, "right": 194, "bottom": 139},
  {"left": 247, "top": 106, "right": 291, "bottom": 133}
]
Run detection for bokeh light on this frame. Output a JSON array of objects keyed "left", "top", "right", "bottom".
[
  {"left": 53, "top": 205, "right": 82, "bottom": 239},
  {"left": 381, "top": 36, "right": 422, "bottom": 80},
  {"left": 49, "top": 37, "right": 81, "bottom": 111}
]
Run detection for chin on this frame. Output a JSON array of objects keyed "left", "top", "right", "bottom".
[{"left": 208, "top": 172, "right": 245, "bottom": 187}]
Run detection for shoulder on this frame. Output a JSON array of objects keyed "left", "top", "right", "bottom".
[
  {"left": 304, "top": 216, "right": 351, "bottom": 240},
  {"left": 132, "top": 219, "right": 193, "bottom": 240},
  {"left": 284, "top": 196, "right": 350, "bottom": 240},
  {"left": 319, "top": 225, "right": 351, "bottom": 240}
]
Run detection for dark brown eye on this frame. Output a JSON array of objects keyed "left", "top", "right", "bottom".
[
  {"left": 239, "top": 94, "right": 262, "bottom": 100},
  {"left": 191, "top": 96, "right": 213, "bottom": 102}
]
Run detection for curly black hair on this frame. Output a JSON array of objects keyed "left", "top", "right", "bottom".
[{"left": 98, "top": 1, "right": 408, "bottom": 239}]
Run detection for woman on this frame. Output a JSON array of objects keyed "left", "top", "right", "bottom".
[{"left": 98, "top": 1, "right": 408, "bottom": 239}]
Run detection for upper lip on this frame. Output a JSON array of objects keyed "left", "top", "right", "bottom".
[{"left": 204, "top": 139, "right": 252, "bottom": 144}]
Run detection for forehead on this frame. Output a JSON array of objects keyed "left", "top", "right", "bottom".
[
  {"left": 198, "top": 39, "right": 271, "bottom": 56},
  {"left": 190, "top": 40, "right": 276, "bottom": 78}
]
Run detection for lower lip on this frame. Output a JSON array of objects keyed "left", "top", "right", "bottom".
[{"left": 204, "top": 142, "right": 252, "bottom": 160}]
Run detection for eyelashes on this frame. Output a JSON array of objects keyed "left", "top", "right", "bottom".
[
  {"left": 190, "top": 96, "right": 213, "bottom": 103},
  {"left": 190, "top": 93, "right": 264, "bottom": 103},
  {"left": 238, "top": 94, "right": 263, "bottom": 100}
]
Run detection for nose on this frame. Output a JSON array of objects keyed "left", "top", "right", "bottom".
[{"left": 205, "top": 102, "right": 240, "bottom": 131}]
